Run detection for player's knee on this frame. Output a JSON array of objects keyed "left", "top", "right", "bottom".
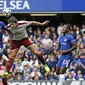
[
  {"left": 9, "top": 53, "right": 16, "bottom": 59},
  {"left": 60, "top": 70, "right": 65, "bottom": 74},
  {"left": 60, "top": 67, "right": 66, "bottom": 74},
  {"left": 56, "top": 68, "right": 60, "bottom": 75}
]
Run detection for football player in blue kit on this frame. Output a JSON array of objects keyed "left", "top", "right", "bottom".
[
  {"left": 0, "top": 21, "right": 10, "bottom": 85},
  {"left": 55, "top": 24, "right": 77, "bottom": 85}
]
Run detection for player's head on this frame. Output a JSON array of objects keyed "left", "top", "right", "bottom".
[
  {"left": 62, "top": 24, "right": 70, "bottom": 33},
  {"left": 8, "top": 16, "right": 18, "bottom": 28}
]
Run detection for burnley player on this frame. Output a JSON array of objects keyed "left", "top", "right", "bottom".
[
  {"left": 55, "top": 24, "right": 77, "bottom": 85},
  {"left": 5, "top": 16, "right": 50, "bottom": 74}
]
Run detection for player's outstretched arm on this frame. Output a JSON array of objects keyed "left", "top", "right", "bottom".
[{"left": 30, "top": 20, "right": 50, "bottom": 26}]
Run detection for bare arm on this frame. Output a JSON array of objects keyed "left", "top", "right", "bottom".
[{"left": 30, "top": 20, "right": 50, "bottom": 26}]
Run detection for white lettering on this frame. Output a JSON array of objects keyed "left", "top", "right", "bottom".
[
  {"left": 0, "top": 0, "right": 30, "bottom": 10},
  {"left": 8, "top": 81, "right": 57, "bottom": 85},
  {"left": 4, "top": 1, "right": 7, "bottom": 9},
  {"left": 8, "top": 82, "right": 20, "bottom": 85},
  {"left": 8, "top": 82, "right": 35, "bottom": 85},
  {"left": 10, "top": 1, "right": 16, "bottom": 10},
  {"left": 34, "top": 82, "right": 40, "bottom": 85},
  {"left": 71, "top": 81, "right": 81, "bottom": 85},
  {"left": 23, "top": 1, "right": 30, "bottom": 9},
  {"left": 25, "top": 82, "right": 34, "bottom": 85},
  {"left": 16, "top": 1, "right": 22, "bottom": 9},
  {"left": 0, "top": 1, "right": 3, "bottom": 9},
  {"left": 47, "top": 82, "right": 56, "bottom": 85},
  {"left": 41, "top": 82, "right": 46, "bottom": 85}
]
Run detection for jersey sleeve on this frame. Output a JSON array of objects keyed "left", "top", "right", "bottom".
[
  {"left": 18, "top": 21, "right": 32, "bottom": 27},
  {"left": 70, "top": 35, "right": 76, "bottom": 44},
  {"left": 2, "top": 22, "right": 7, "bottom": 29},
  {"left": 25, "top": 21, "right": 32, "bottom": 25}
]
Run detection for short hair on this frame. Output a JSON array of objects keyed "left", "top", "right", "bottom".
[
  {"left": 64, "top": 24, "right": 70, "bottom": 31},
  {"left": 66, "top": 24, "right": 70, "bottom": 30},
  {"left": 8, "top": 16, "right": 18, "bottom": 23}
]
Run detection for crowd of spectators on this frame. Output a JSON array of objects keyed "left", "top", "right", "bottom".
[{"left": 2, "top": 23, "right": 85, "bottom": 80}]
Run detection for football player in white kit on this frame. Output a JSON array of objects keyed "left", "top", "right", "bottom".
[
  {"left": 3, "top": 15, "right": 50, "bottom": 78},
  {"left": 2, "top": 16, "right": 50, "bottom": 85}
]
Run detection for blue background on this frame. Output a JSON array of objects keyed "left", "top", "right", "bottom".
[
  {"left": 0, "top": 0, "right": 85, "bottom": 12},
  {"left": 62, "top": 0, "right": 85, "bottom": 11}
]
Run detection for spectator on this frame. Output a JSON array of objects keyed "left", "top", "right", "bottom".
[
  {"left": 21, "top": 57, "right": 30, "bottom": 68},
  {"left": 31, "top": 67, "right": 42, "bottom": 80},
  {"left": 46, "top": 54, "right": 57, "bottom": 70},
  {"left": 57, "top": 23, "right": 63, "bottom": 36},
  {"left": 42, "top": 34, "right": 53, "bottom": 50}
]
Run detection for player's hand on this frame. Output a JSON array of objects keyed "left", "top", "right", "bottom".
[
  {"left": 54, "top": 50, "right": 59, "bottom": 55},
  {"left": 59, "top": 50, "right": 69, "bottom": 54},
  {"left": 43, "top": 20, "right": 50, "bottom": 25}
]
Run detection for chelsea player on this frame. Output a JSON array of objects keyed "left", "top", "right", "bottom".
[
  {"left": 0, "top": 21, "right": 9, "bottom": 85},
  {"left": 55, "top": 24, "right": 77, "bottom": 85}
]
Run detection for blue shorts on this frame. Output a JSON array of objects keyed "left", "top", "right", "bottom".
[
  {"left": 0, "top": 41, "right": 3, "bottom": 57},
  {"left": 56, "top": 54, "right": 73, "bottom": 68}
]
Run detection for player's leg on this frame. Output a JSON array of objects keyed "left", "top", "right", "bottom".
[
  {"left": 57, "top": 57, "right": 71, "bottom": 85},
  {"left": 57, "top": 66, "right": 67, "bottom": 85},
  {"left": 0, "top": 42, "right": 8, "bottom": 85},
  {"left": 28, "top": 44, "right": 50, "bottom": 72},
  {"left": 2, "top": 40, "right": 20, "bottom": 85},
  {"left": 5, "top": 40, "right": 20, "bottom": 73},
  {"left": 56, "top": 57, "right": 62, "bottom": 80},
  {"left": 0, "top": 66, "right": 8, "bottom": 85},
  {"left": 22, "top": 38, "right": 50, "bottom": 72},
  {"left": 28, "top": 44, "right": 45, "bottom": 63},
  {"left": 2, "top": 48, "right": 19, "bottom": 85},
  {"left": 0, "top": 70, "right": 8, "bottom": 85},
  {"left": 22, "top": 38, "right": 45, "bottom": 64},
  {"left": 6, "top": 48, "right": 19, "bottom": 72}
]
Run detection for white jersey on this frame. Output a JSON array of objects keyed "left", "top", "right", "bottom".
[{"left": 7, "top": 21, "right": 32, "bottom": 40}]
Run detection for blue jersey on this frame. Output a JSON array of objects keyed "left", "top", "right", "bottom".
[
  {"left": 59, "top": 33, "right": 76, "bottom": 55},
  {"left": 56, "top": 33, "right": 76, "bottom": 68},
  {"left": 0, "top": 21, "right": 7, "bottom": 41},
  {"left": 0, "top": 21, "right": 7, "bottom": 56}
]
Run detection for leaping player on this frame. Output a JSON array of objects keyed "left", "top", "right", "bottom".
[{"left": 3, "top": 16, "right": 50, "bottom": 85}]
